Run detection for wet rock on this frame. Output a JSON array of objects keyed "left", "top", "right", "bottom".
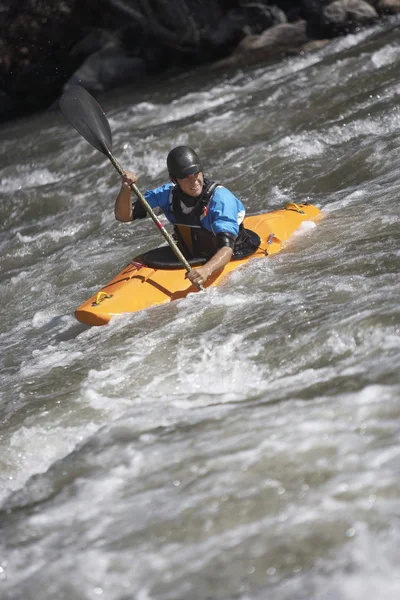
[
  {"left": 325, "top": 0, "right": 379, "bottom": 30},
  {"left": 301, "top": 38, "right": 332, "bottom": 53},
  {"left": 69, "top": 28, "right": 115, "bottom": 60},
  {"left": 375, "top": 0, "right": 400, "bottom": 13},
  {"left": 305, "top": 0, "right": 379, "bottom": 37},
  {"left": 213, "top": 20, "right": 310, "bottom": 68},
  {"left": 0, "top": 0, "right": 396, "bottom": 123},
  {"left": 64, "top": 36, "right": 146, "bottom": 93},
  {"left": 202, "top": 2, "right": 287, "bottom": 61}
]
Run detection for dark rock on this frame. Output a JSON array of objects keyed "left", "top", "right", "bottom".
[
  {"left": 0, "top": 0, "right": 395, "bottom": 123},
  {"left": 199, "top": 2, "right": 287, "bottom": 62},
  {"left": 304, "top": 0, "right": 379, "bottom": 37},
  {"left": 69, "top": 28, "right": 116, "bottom": 60},
  {"left": 64, "top": 35, "right": 146, "bottom": 93},
  {"left": 213, "top": 20, "right": 310, "bottom": 68},
  {"left": 325, "top": 0, "right": 379, "bottom": 31},
  {"left": 63, "top": 42, "right": 146, "bottom": 92},
  {"left": 375, "top": 0, "right": 400, "bottom": 13}
]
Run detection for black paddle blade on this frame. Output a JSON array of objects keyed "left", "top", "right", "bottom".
[{"left": 59, "top": 85, "right": 112, "bottom": 157}]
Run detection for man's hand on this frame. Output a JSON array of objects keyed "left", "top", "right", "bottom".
[
  {"left": 122, "top": 170, "right": 138, "bottom": 189},
  {"left": 186, "top": 266, "right": 211, "bottom": 287},
  {"left": 185, "top": 246, "right": 233, "bottom": 288}
]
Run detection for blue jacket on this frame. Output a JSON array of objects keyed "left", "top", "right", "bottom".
[{"left": 144, "top": 182, "right": 245, "bottom": 237}]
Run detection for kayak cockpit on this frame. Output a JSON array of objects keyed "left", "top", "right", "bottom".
[{"left": 140, "top": 228, "right": 261, "bottom": 270}]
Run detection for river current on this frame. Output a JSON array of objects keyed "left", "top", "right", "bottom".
[{"left": 1, "top": 19, "right": 400, "bottom": 600}]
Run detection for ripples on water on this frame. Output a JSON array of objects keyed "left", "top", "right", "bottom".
[{"left": 0, "top": 20, "right": 399, "bottom": 600}]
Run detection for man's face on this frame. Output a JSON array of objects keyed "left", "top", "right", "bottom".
[{"left": 176, "top": 171, "right": 204, "bottom": 197}]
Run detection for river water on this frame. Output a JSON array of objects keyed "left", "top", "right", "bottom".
[{"left": 1, "top": 18, "right": 400, "bottom": 600}]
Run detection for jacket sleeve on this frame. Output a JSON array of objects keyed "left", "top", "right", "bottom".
[
  {"left": 132, "top": 201, "right": 147, "bottom": 219},
  {"left": 207, "top": 187, "right": 245, "bottom": 237},
  {"left": 216, "top": 231, "right": 236, "bottom": 249},
  {"left": 132, "top": 183, "right": 174, "bottom": 222}
]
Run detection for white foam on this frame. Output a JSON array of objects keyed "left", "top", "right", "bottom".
[
  {"left": 324, "top": 190, "right": 366, "bottom": 212},
  {"left": 0, "top": 168, "right": 60, "bottom": 192},
  {"left": 328, "top": 26, "right": 380, "bottom": 54},
  {"left": 0, "top": 423, "right": 98, "bottom": 504},
  {"left": 276, "top": 134, "right": 325, "bottom": 157},
  {"left": 15, "top": 224, "right": 84, "bottom": 244},
  {"left": 371, "top": 44, "right": 400, "bottom": 68},
  {"left": 31, "top": 311, "right": 71, "bottom": 329},
  {"left": 19, "top": 344, "right": 84, "bottom": 378},
  {"left": 112, "top": 90, "right": 237, "bottom": 131},
  {"left": 9, "top": 271, "right": 29, "bottom": 285},
  {"left": 297, "top": 220, "right": 317, "bottom": 232}
]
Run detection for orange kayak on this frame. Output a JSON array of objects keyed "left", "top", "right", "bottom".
[{"left": 75, "top": 203, "right": 322, "bottom": 326}]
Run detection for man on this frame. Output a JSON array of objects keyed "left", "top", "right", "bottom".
[{"left": 114, "top": 146, "right": 247, "bottom": 288}]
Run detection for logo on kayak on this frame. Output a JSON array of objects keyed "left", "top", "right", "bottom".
[{"left": 92, "top": 292, "right": 113, "bottom": 306}]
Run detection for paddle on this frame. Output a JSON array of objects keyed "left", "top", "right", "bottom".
[{"left": 59, "top": 85, "right": 202, "bottom": 289}]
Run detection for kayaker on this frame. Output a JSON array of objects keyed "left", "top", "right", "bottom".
[{"left": 114, "top": 146, "right": 249, "bottom": 288}]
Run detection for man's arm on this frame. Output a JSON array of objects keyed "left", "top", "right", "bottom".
[
  {"left": 186, "top": 246, "right": 233, "bottom": 287},
  {"left": 185, "top": 187, "right": 244, "bottom": 287},
  {"left": 114, "top": 170, "right": 138, "bottom": 222},
  {"left": 186, "top": 229, "right": 236, "bottom": 287}
]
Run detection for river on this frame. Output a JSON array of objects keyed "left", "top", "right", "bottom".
[{"left": 1, "top": 18, "right": 399, "bottom": 600}]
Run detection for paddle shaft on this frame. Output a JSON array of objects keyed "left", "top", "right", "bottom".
[{"left": 107, "top": 152, "right": 201, "bottom": 282}]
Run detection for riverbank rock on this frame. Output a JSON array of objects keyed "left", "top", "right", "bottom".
[
  {"left": 0, "top": 0, "right": 396, "bottom": 124},
  {"left": 64, "top": 35, "right": 147, "bottom": 93},
  {"left": 212, "top": 20, "right": 310, "bottom": 69},
  {"left": 304, "top": 0, "right": 379, "bottom": 36},
  {"left": 375, "top": 0, "right": 400, "bottom": 13},
  {"left": 204, "top": 2, "right": 287, "bottom": 60}
]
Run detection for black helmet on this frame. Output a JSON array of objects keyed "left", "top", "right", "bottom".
[{"left": 167, "top": 146, "right": 203, "bottom": 179}]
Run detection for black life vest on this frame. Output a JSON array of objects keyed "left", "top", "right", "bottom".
[
  {"left": 171, "top": 178, "right": 219, "bottom": 258},
  {"left": 171, "top": 179, "right": 260, "bottom": 260}
]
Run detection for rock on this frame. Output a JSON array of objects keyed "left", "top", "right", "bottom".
[
  {"left": 69, "top": 29, "right": 115, "bottom": 60},
  {"left": 213, "top": 20, "right": 310, "bottom": 68},
  {"left": 63, "top": 38, "right": 147, "bottom": 93},
  {"left": 325, "top": 0, "right": 379, "bottom": 28},
  {"left": 240, "top": 2, "right": 288, "bottom": 33},
  {"left": 375, "top": 0, "right": 400, "bottom": 13},
  {"left": 0, "top": 0, "right": 396, "bottom": 123},
  {"left": 301, "top": 38, "right": 331, "bottom": 53},
  {"left": 204, "top": 2, "right": 287, "bottom": 58},
  {"left": 305, "top": 0, "right": 379, "bottom": 37}
]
